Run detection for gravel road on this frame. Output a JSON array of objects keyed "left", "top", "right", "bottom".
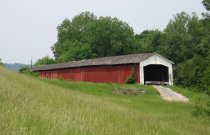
[{"left": 152, "top": 85, "right": 189, "bottom": 103}]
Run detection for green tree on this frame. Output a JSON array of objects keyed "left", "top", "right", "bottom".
[
  {"left": 158, "top": 12, "right": 204, "bottom": 63},
  {"left": 176, "top": 55, "right": 207, "bottom": 89},
  {"left": 154, "top": 11, "right": 210, "bottom": 91},
  {"left": 201, "top": 55, "right": 210, "bottom": 93},
  {"left": 203, "top": 0, "right": 210, "bottom": 11},
  {"left": 51, "top": 12, "right": 97, "bottom": 60},
  {"left": 34, "top": 56, "right": 55, "bottom": 66},
  {"left": 57, "top": 40, "right": 95, "bottom": 62},
  {"left": 49, "top": 9, "right": 210, "bottom": 92},
  {"left": 0, "top": 58, "right": 3, "bottom": 66},
  {"left": 202, "top": 66, "right": 210, "bottom": 93},
  {"left": 91, "top": 16, "right": 134, "bottom": 57},
  {"left": 133, "top": 30, "right": 161, "bottom": 53},
  {"left": 51, "top": 12, "right": 135, "bottom": 62},
  {"left": 202, "top": 0, "right": 210, "bottom": 19},
  {"left": 19, "top": 66, "right": 37, "bottom": 76}
]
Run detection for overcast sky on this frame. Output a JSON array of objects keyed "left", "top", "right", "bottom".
[{"left": 0, "top": 0, "right": 205, "bottom": 64}]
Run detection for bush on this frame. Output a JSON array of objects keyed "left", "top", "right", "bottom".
[
  {"left": 34, "top": 56, "right": 55, "bottom": 66},
  {"left": 192, "top": 95, "right": 210, "bottom": 118},
  {"left": 0, "top": 58, "right": 4, "bottom": 67},
  {"left": 192, "top": 105, "right": 206, "bottom": 117},
  {"left": 19, "top": 66, "right": 37, "bottom": 76},
  {"left": 125, "top": 75, "right": 136, "bottom": 84},
  {"left": 206, "top": 101, "right": 210, "bottom": 116}
]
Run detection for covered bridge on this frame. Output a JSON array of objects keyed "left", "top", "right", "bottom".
[{"left": 32, "top": 53, "right": 174, "bottom": 85}]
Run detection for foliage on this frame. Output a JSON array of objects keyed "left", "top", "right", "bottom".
[
  {"left": 202, "top": 65, "right": 210, "bottom": 95},
  {"left": 206, "top": 101, "right": 210, "bottom": 116},
  {"left": 56, "top": 40, "right": 95, "bottom": 62},
  {"left": 192, "top": 105, "right": 207, "bottom": 117},
  {"left": 133, "top": 30, "right": 161, "bottom": 53},
  {"left": 0, "top": 58, "right": 4, "bottom": 66},
  {"left": 125, "top": 75, "right": 136, "bottom": 84},
  {"left": 19, "top": 66, "right": 37, "bottom": 76},
  {"left": 4, "top": 63, "right": 29, "bottom": 71},
  {"left": 192, "top": 98, "right": 210, "bottom": 118},
  {"left": 43, "top": 1, "right": 210, "bottom": 92},
  {"left": 34, "top": 56, "right": 55, "bottom": 66},
  {"left": 157, "top": 11, "right": 210, "bottom": 93},
  {"left": 170, "top": 86, "right": 210, "bottom": 118},
  {"left": 158, "top": 12, "right": 201, "bottom": 63},
  {"left": 176, "top": 55, "right": 207, "bottom": 89},
  {"left": 203, "top": 0, "right": 210, "bottom": 11},
  {"left": 125, "top": 66, "right": 138, "bottom": 84},
  {"left": 51, "top": 12, "right": 134, "bottom": 62}
]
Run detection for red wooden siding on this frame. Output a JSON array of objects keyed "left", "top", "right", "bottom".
[{"left": 37, "top": 64, "right": 140, "bottom": 84}]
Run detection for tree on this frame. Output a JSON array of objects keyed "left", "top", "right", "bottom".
[
  {"left": 202, "top": 0, "right": 210, "bottom": 19},
  {"left": 51, "top": 12, "right": 97, "bottom": 60},
  {"left": 34, "top": 56, "right": 55, "bottom": 66},
  {"left": 90, "top": 16, "right": 134, "bottom": 57},
  {"left": 19, "top": 66, "right": 37, "bottom": 76},
  {"left": 158, "top": 12, "right": 204, "bottom": 63},
  {"left": 202, "top": 66, "right": 210, "bottom": 93},
  {"left": 133, "top": 30, "right": 161, "bottom": 53},
  {"left": 202, "top": 0, "right": 210, "bottom": 11},
  {"left": 51, "top": 12, "right": 135, "bottom": 62},
  {"left": 57, "top": 40, "right": 95, "bottom": 62},
  {"left": 201, "top": 55, "right": 210, "bottom": 93},
  {"left": 151, "top": 11, "right": 210, "bottom": 92},
  {"left": 0, "top": 58, "right": 4, "bottom": 66},
  {"left": 176, "top": 55, "right": 207, "bottom": 89},
  {"left": 48, "top": 9, "right": 210, "bottom": 92}
]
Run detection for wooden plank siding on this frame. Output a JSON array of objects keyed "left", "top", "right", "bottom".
[{"left": 37, "top": 64, "right": 140, "bottom": 84}]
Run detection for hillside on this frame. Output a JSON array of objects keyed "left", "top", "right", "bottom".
[
  {"left": 4, "top": 63, "right": 30, "bottom": 71},
  {"left": 0, "top": 67, "right": 209, "bottom": 135}
]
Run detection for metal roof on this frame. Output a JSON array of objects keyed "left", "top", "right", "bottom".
[{"left": 32, "top": 53, "right": 163, "bottom": 71}]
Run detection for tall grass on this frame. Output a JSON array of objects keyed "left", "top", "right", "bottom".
[{"left": 0, "top": 67, "right": 210, "bottom": 135}]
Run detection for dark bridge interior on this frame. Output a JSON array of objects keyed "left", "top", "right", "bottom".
[{"left": 144, "top": 65, "right": 169, "bottom": 84}]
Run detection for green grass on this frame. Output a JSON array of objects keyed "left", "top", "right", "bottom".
[
  {"left": 170, "top": 86, "right": 210, "bottom": 111},
  {"left": 42, "top": 78, "right": 159, "bottom": 96},
  {"left": 0, "top": 67, "right": 210, "bottom": 135}
]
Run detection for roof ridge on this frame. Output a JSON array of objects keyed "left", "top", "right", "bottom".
[
  {"left": 77, "top": 52, "right": 154, "bottom": 61},
  {"left": 32, "top": 53, "right": 156, "bottom": 71}
]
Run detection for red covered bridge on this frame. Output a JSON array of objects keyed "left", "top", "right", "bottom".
[{"left": 32, "top": 53, "right": 174, "bottom": 85}]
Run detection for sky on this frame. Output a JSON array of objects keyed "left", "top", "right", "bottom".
[{"left": 0, "top": 0, "right": 206, "bottom": 64}]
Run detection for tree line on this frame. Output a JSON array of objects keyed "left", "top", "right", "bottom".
[
  {"left": 35, "top": 0, "right": 210, "bottom": 93},
  {"left": 0, "top": 59, "right": 3, "bottom": 66}
]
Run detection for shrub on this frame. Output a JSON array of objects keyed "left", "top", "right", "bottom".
[
  {"left": 206, "top": 101, "right": 210, "bottom": 116},
  {"left": 0, "top": 58, "right": 4, "bottom": 67},
  {"left": 192, "top": 95, "right": 210, "bottom": 118},
  {"left": 19, "top": 66, "right": 38, "bottom": 76},
  {"left": 125, "top": 75, "right": 136, "bottom": 84},
  {"left": 34, "top": 56, "right": 55, "bottom": 66}
]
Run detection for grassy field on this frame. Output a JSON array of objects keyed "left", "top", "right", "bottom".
[{"left": 0, "top": 67, "right": 210, "bottom": 135}]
